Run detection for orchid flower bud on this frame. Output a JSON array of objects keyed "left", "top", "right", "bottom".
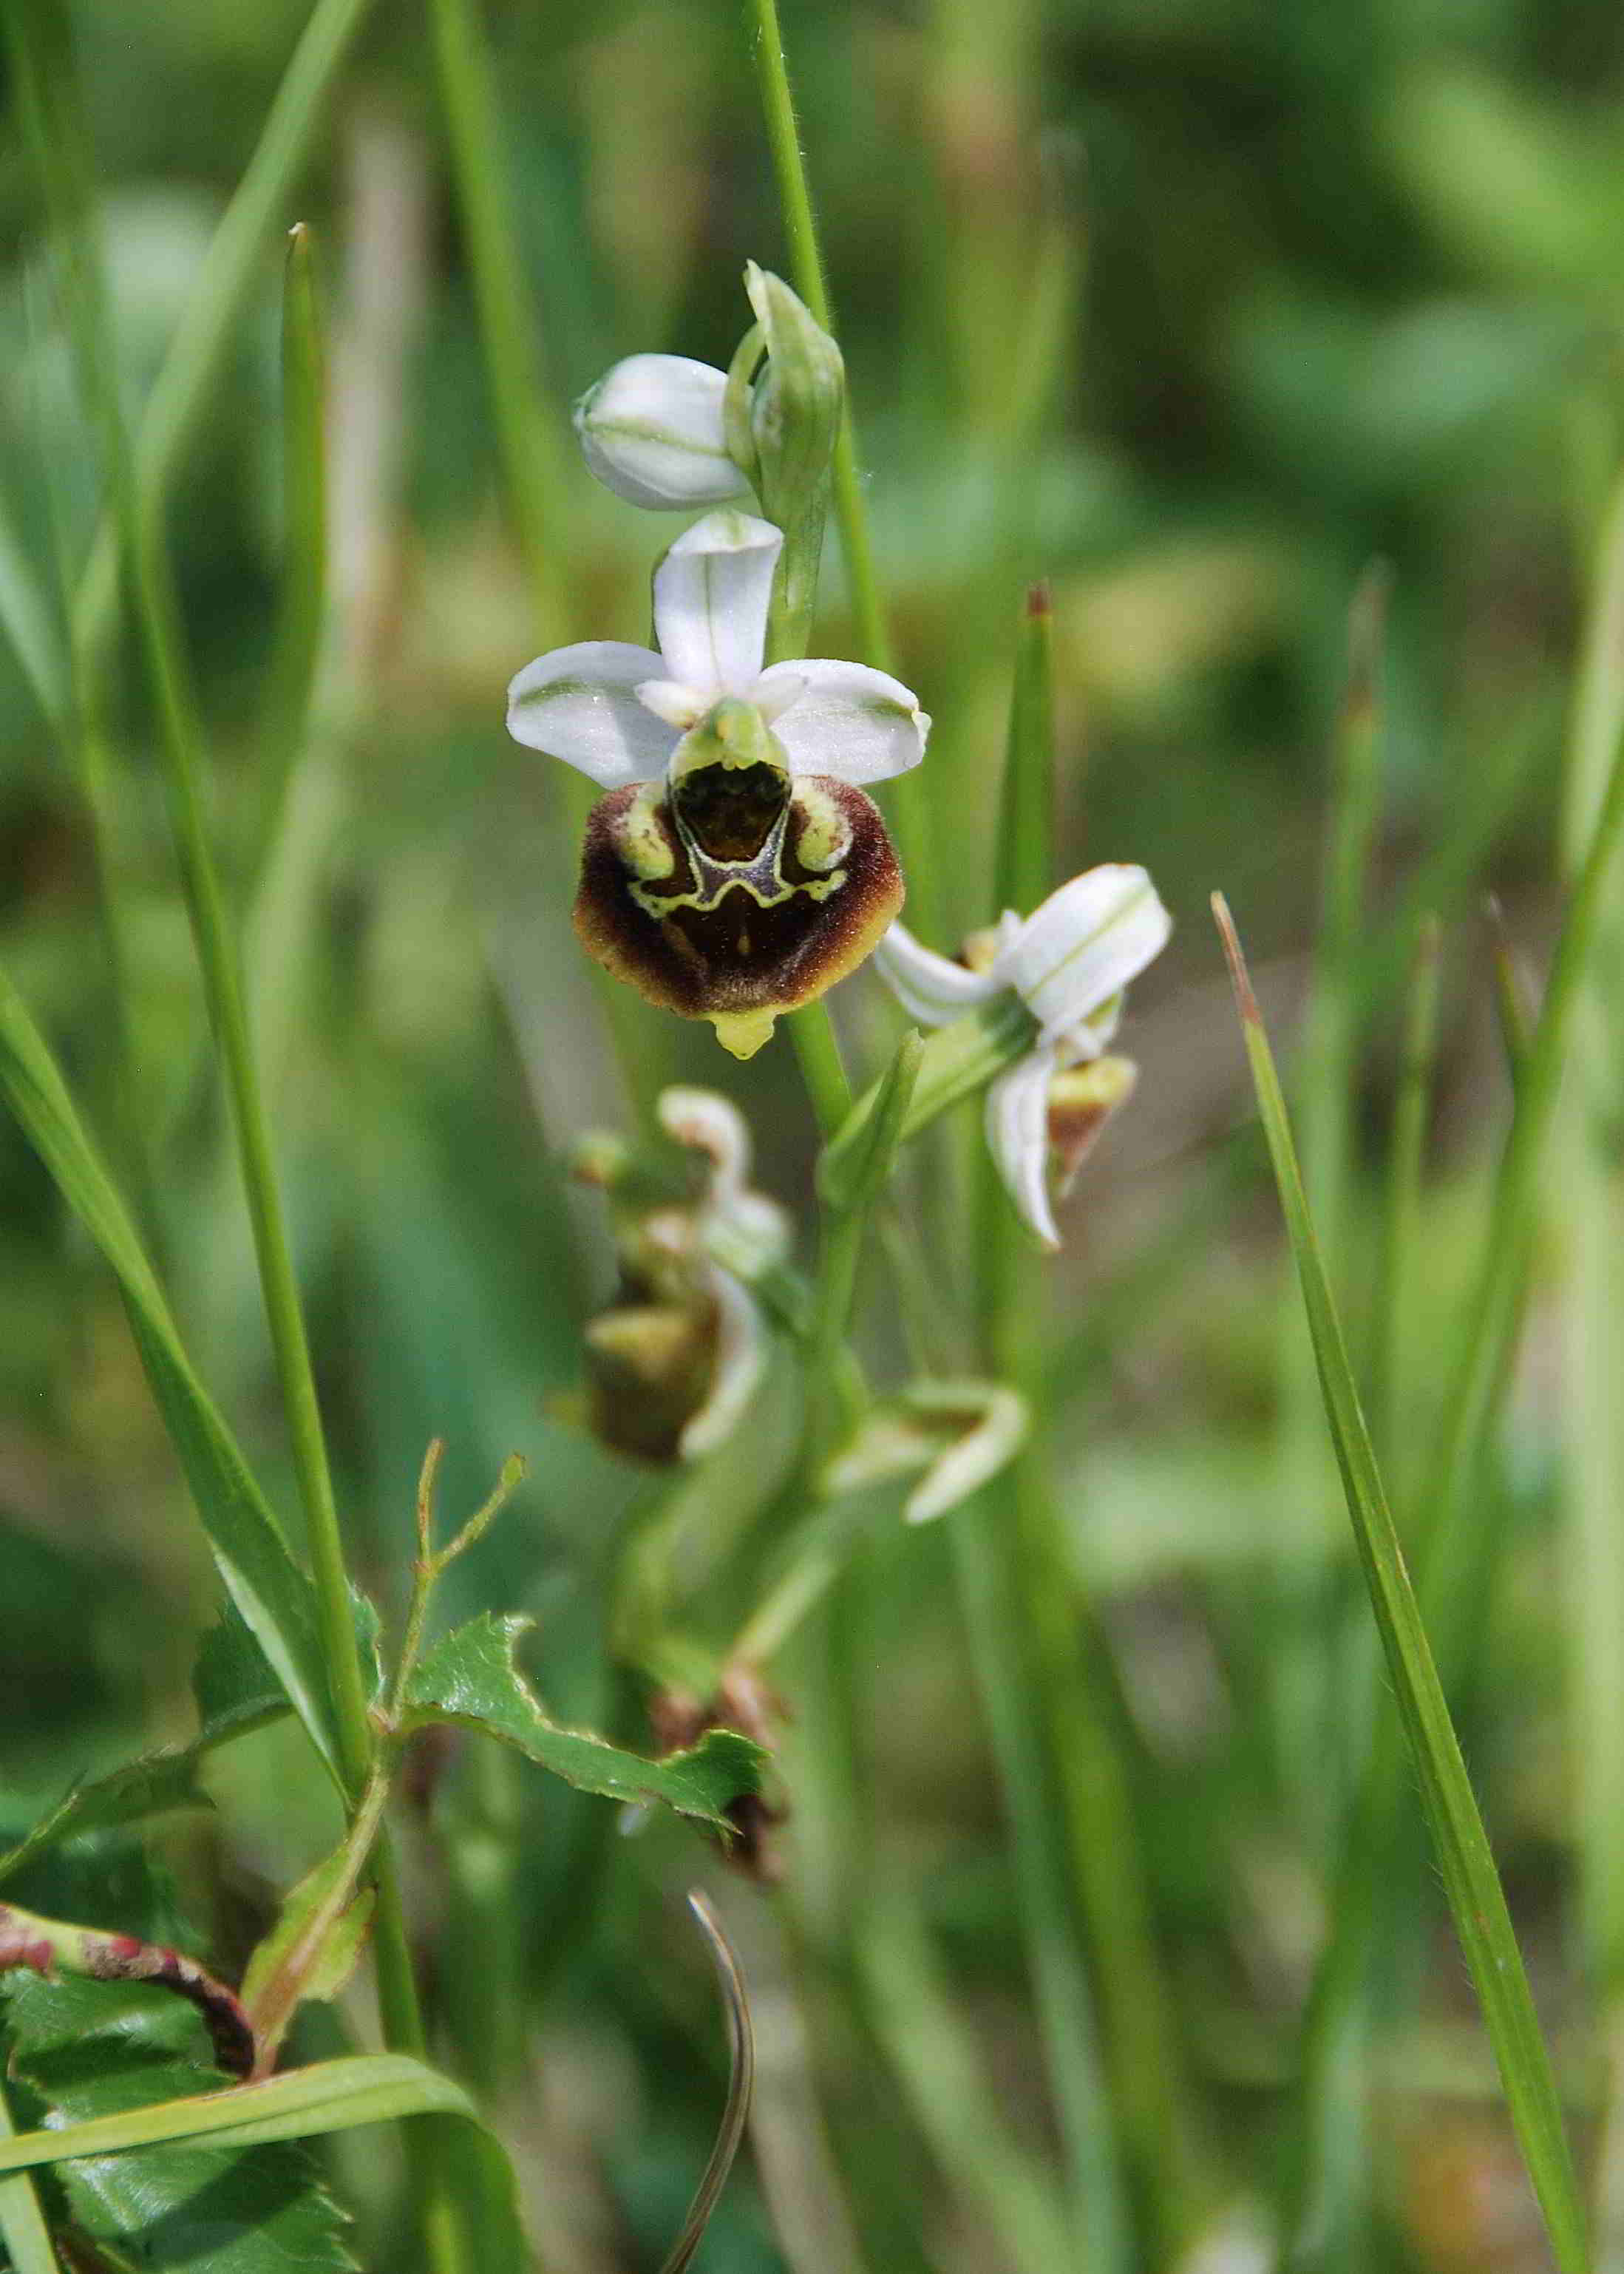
[
  {"left": 741, "top": 262, "right": 843, "bottom": 530},
  {"left": 574, "top": 353, "right": 751, "bottom": 510}
]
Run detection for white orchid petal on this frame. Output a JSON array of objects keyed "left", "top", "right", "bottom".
[
  {"left": 903, "top": 1382, "right": 1030, "bottom": 1525},
  {"left": 574, "top": 354, "right": 749, "bottom": 509},
  {"left": 817, "top": 1379, "right": 1027, "bottom": 1522},
  {"left": 995, "top": 865, "right": 1172, "bottom": 1047},
  {"left": 506, "top": 641, "right": 676, "bottom": 787},
  {"left": 636, "top": 677, "right": 708, "bottom": 730},
  {"left": 872, "top": 921, "right": 1002, "bottom": 1026},
  {"left": 756, "top": 658, "right": 930, "bottom": 784},
  {"left": 653, "top": 510, "right": 782, "bottom": 693},
  {"left": 657, "top": 1085, "right": 752, "bottom": 1196},
  {"left": 1050, "top": 1001, "right": 1114, "bottom": 1067},
  {"left": 722, "top": 1190, "right": 792, "bottom": 1268},
  {"left": 985, "top": 1048, "right": 1063, "bottom": 1251},
  {"left": 679, "top": 1268, "right": 768, "bottom": 1458},
  {"left": 749, "top": 669, "right": 807, "bottom": 724}
]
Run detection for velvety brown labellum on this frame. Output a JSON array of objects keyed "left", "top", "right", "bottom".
[{"left": 574, "top": 775, "right": 903, "bottom": 1056}]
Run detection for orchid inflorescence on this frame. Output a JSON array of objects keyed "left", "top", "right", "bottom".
[{"left": 511, "top": 265, "right": 1171, "bottom": 1349}]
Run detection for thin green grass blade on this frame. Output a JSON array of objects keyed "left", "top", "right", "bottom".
[
  {"left": 0, "top": 2055, "right": 481, "bottom": 2168},
  {"left": 859, "top": 1898, "right": 1072, "bottom": 2274},
  {"left": 1483, "top": 892, "right": 1534, "bottom": 1084},
  {"left": 1416, "top": 716, "right": 1624, "bottom": 1629},
  {"left": 1271, "top": 564, "right": 1389, "bottom": 1842},
  {"left": 1213, "top": 893, "right": 1589, "bottom": 2274},
  {"left": 1370, "top": 914, "right": 1442, "bottom": 1482},
  {"left": 13, "top": 0, "right": 385, "bottom": 1847},
  {"left": 1359, "top": 684, "right": 1559, "bottom": 1014},
  {"left": 256, "top": 223, "right": 328, "bottom": 849},
  {"left": 1557, "top": 461, "right": 1624, "bottom": 2255},
  {"left": 0, "top": 2080, "right": 59, "bottom": 2274},
  {"left": 0, "top": 498, "right": 67, "bottom": 735},
  {"left": 0, "top": 1703, "right": 285, "bottom": 1887},
  {"left": 427, "top": 0, "right": 568, "bottom": 639},
  {"left": 0, "top": 965, "right": 338, "bottom": 1774},
  {"left": 982, "top": 586, "right": 1197, "bottom": 2261},
  {"left": 70, "top": 0, "right": 377, "bottom": 673},
  {"left": 993, "top": 583, "right": 1056, "bottom": 917}
]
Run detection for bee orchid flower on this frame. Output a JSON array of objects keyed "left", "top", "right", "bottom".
[
  {"left": 509, "top": 509, "right": 930, "bottom": 1058},
  {"left": 873, "top": 865, "right": 1171, "bottom": 1248}
]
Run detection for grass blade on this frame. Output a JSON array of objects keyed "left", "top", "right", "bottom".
[
  {"left": 70, "top": 0, "right": 377, "bottom": 675},
  {"left": 859, "top": 1898, "right": 1071, "bottom": 2274},
  {"left": 1368, "top": 912, "right": 1443, "bottom": 1475},
  {"left": 0, "top": 963, "right": 337, "bottom": 1774},
  {"left": 0, "top": 495, "right": 67, "bottom": 736},
  {"left": 1558, "top": 461, "right": 1624, "bottom": 2253},
  {"left": 1271, "top": 565, "right": 1389, "bottom": 1836},
  {"left": 0, "top": 2079, "right": 59, "bottom": 2274},
  {"left": 0, "top": 2054, "right": 482, "bottom": 2168},
  {"left": 427, "top": 0, "right": 568, "bottom": 639},
  {"left": 255, "top": 222, "right": 329, "bottom": 847},
  {"left": 1416, "top": 713, "right": 1624, "bottom": 1637},
  {"left": 1212, "top": 892, "right": 1589, "bottom": 2274}
]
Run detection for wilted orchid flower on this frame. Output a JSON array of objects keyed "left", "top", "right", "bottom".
[
  {"left": 574, "top": 1087, "right": 790, "bottom": 1463},
  {"left": 509, "top": 509, "right": 929, "bottom": 1058},
  {"left": 874, "top": 865, "right": 1171, "bottom": 1248}
]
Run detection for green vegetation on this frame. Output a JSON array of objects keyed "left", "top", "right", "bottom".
[{"left": 2, "top": 0, "right": 1622, "bottom": 2267}]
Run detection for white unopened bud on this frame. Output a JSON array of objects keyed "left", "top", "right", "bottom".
[{"left": 574, "top": 353, "right": 750, "bottom": 509}]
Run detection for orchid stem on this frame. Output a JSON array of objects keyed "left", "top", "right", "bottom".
[
  {"left": 789, "top": 1003, "right": 852, "bottom": 1141},
  {"left": 746, "top": 0, "right": 937, "bottom": 936}
]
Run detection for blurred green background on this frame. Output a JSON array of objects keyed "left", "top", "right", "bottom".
[{"left": 3, "top": 0, "right": 1622, "bottom": 2267}]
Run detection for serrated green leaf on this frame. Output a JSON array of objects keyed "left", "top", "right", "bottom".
[
  {"left": 0, "top": 1593, "right": 384, "bottom": 1889},
  {"left": 191, "top": 1600, "right": 293, "bottom": 1734},
  {"left": 0, "top": 1975, "right": 356, "bottom": 2274},
  {"left": 0, "top": 971, "right": 339, "bottom": 1779},
  {"left": 401, "top": 1614, "right": 764, "bottom": 1829},
  {"left": 0, "top": 1754, "right": 215, "bottom": 1891}
]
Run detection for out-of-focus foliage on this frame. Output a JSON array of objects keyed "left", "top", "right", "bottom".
[{"left": 2, "top": 0, "right": 1622, "bottom": 2267}]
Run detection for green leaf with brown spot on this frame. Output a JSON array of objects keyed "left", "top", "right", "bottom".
[{"left": 401, "top": 1613, "right": 764, "bottom": 1829}]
